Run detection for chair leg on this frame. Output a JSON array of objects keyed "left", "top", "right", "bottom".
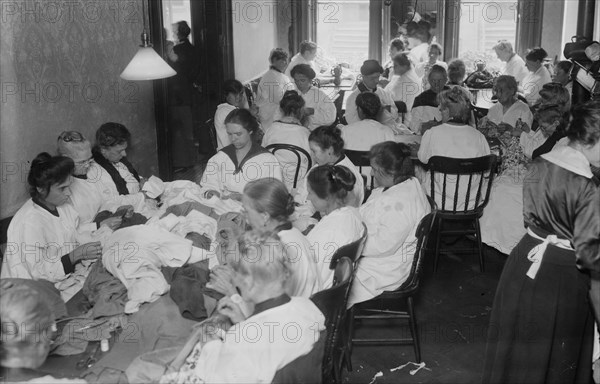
[
  {"left": 433, "top": 217, "right": 443, "bottom": 273},
  {"left": 345, "top": 307, "right": 355, "bottom": 372},
  {"left": 475, "top": 219, "right": 485, "bottom": 272},
  {"left": 407, "top": 297, "right": 421, "bottom": 363}
]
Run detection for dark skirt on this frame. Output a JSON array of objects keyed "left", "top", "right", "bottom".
[{"left": 482, "top": 233, "right": 594, "bottom": 384}]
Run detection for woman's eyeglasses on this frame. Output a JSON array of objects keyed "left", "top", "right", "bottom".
[
  {"left": 74, "top": 158, "right": 93, "bottom": 167},
  {"left": 58, "top": 131, "right": 84, "bottom": 142}
]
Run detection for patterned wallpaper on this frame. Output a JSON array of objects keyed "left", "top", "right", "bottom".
[{"left": 0, "top": 0, "right": 159, "bottom": 218}]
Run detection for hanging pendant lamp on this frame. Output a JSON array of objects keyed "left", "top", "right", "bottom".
[{"left": 120, "top": 1, "right": 176, "bottom": 81}]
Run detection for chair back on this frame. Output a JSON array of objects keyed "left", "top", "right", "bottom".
[
  {"left": 311, "top": 257, "right": 354, "bottom": 384},
  {"left": 329, "top": 223, "right": 368, "bottom": 270},
  {"left": 344, "top": 149, "right": 373, "bottom": 191},
  {"left": 396, "top": 211, "right": 436, "bottom": 294},
  {"left": 333, "top": 89, "right": 346, "bottom": 124},
  {"left": 265, "top": 144, "right": 312, "bottom": 189},
  {"left": 204, "top": 118, "right": 218, "bottom": 155},
  {"left": 428, "top": 155, "right": 497, "bottom": 215}
]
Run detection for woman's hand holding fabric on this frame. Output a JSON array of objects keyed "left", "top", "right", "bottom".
[
  {"left": 217, "top": 296, "right": 246, "bottom": 324},
  {"left": 70, "top": 242, "right": 102, "bottom": 264},
  {"left": 207, "top": 266, "right": 237, "bottom": 296}
]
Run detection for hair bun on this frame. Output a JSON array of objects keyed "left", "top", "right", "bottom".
[
  {"left": 331, "top": 165, "right": 356, "bottom": 192},
  {"left": 285, "top": 194, "right": 295, "bottom": 216},
  {"left": 31, "top": 152, "right": 52, "bottom": 166}
]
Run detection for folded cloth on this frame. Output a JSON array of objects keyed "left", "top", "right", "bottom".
[
  {"left": 94, "top": 210, "right": 148, "bottom": 229},
  {"left": 163, "top": 201, "right": 213, "bottom": 218},
  {"left": 162, "top": 262, "right": 223, "bottom": 321},
  {"left": 83, "top": 260, "right": 128, "bottom": 318},
  {"left": 185, "top": 232, "right": 212, "bottom": 251},
  {"left": 142, "top": 175, "right": 166, "bottom": 199}
]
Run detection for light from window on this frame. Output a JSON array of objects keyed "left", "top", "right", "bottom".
[
  {"left": 457, "top": 0, "right": 518, "bottom": 75},
  {"left": 315, "top": 0, "right": 370, "bottom": 71}
]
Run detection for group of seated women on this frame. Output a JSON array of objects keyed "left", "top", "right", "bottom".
[
  {"left": 2, "top": 34, "right": 598, "bottom": 383},
  {"left": 1, "top": 95, "right": 433, "bottom": 382}
]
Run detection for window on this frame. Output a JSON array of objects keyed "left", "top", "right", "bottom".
[
  {"left": 162, "top": 0, "right": 193, "bottom": 44},
  {"left": 314, "top": 0, "right": 370, "bottom": 71},
  {"left": 457, "top": 0, "right": 518, "bottom": 74}
]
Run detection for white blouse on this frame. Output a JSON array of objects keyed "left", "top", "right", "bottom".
[
  {"left": 486, "top": 100, "right": 533, "bottom": 129},
  {"left": 522, "top": 65, "right": 552, "bottom": 105},
  {"left": 279, "top": 227, "right": 321, "bottom": 297},
  {"left": 214, "top": 103, "right": 237, "bottom": 150},
  {"left": 298, "top": 86, "right": 337, "bottom": 131},
  {"left": 256, "top": 69, "right": 293, "bottom": 130},
  {"left": 341, "top": 119, "right": 396, "bottom": 151},
  {"left": 307, "top": 206, "right": 364, "bottom": 289},
  {"left": 351, "top": 178, "right": 430, "bottom": 307},
  {"left": 262, "top": 121, "right": 311, "bottom": 191},
  {"left": 1, "top": 200, "right": 96, "bottom": 301},
  {"left": 418, "top": 123, "right": 491, "bottom": 211},
  {"left": 344, "top": 87, "right": 399, "bottom": 128}
]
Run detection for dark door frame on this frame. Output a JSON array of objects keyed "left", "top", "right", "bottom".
[{"left": 148, "top": 0, "right": 235, "bottom": 181}]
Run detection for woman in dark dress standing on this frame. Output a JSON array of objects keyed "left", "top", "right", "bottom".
[{"left": 482, "top": 100, "right": 600, "bottom": 384}]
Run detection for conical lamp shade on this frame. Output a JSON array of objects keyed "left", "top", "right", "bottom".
[{"left": 120, "top": 47, "right": 176, "bottom": 80}]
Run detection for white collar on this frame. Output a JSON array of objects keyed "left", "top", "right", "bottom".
[{"left": 541, "top": 145, "right": 593, "bottom": 179}]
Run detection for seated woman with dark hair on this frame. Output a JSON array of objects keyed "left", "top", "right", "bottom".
[
  {"left": 409, "top": 64, "right": 450, "bottom": 134},
  {"left": 0, "top": 279, "right": 86, "bottom": 383},
  {"left": 350, "top": 142, "right": 430, "bottom": 307},
  {"left": 262, "top": 90, "right": 311, "bottom": 191},
  {"left": 552, "top": 60, "right": 574, "bottom": 98},
  {"left": 128, "top": 231, "right": 326, "bottom": 384},
  {"left": 92, "top": 122, "right": 143, "bottom": 197},
  {"left": 447, "top": 59, "right": 467, "bottom": 87},
  {"left": 1, "top": 153, "right": 102, "bottom": 301},
  {"left": 289, "top": 64, "right": 336, "bottom": 130},
  {"left": 521, "top": 47, "right": 552, "bottom": 105},
  {"left": 526, "top": 104, "right": 568, "bottom": 160},
  {"left": 341, "top": 92, "right": 395, "bottom": 151},
  {"left": 305, "top": 165, "right": 364, "bottom": 288},
  {"left": 294, "top": 125, "right": 364, "bottom": 221},
  {"left": 384, "top": 52, "right": 422, "bottom": 126},
  {"left": 202, "top": 109, "right": 283, "bottom": 200},
  {"left": 214, "top": 79, "right": 251, "bottom": 150},
  {"left": 418, "top": 86, "right": 490, "bottom": 210},
  {"left": 383, "top": 37, "right": 406, "bottom": 82},
  {"left": 241, "top": 178, "right": 320, "bottom": 297},
  {"left": 415, "top": 42, "right": 448, "bottom": 91}
]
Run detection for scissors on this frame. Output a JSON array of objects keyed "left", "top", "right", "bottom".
[{"left": 76, "top": 342, "right": 100, "bottom": 370}]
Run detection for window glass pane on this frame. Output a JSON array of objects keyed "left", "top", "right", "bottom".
[
  {"left": 315, "top": 0, "right": 370, "bottom": 71},
  {"left": 162, "top": 0, "right": 193, "bottom": 45},
  {"left": 457, "top": 0, "right": 517, "bottom": 74}
]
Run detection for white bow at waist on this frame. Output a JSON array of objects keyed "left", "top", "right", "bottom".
[{"left": 526, "top": 228, "right": 573, "bottom": 279}]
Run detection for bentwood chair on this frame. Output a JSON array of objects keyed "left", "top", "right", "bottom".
[
  {"left": 348, "top": 211, "right": 437, "bottom": 365},
  {"left": 428, "top": 155, "right": 497, "bottom": 272},
  {"left": 265, "top": 144, "right": 312, "bottom": 189}
]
